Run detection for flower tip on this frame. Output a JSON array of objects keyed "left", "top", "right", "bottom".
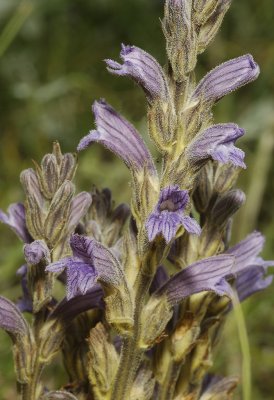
[{"left": 121, "top": 43, "right": 133, "bottom": 56}]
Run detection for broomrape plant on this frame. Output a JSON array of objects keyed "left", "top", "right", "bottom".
[{"left": 0, "top": 1, "right": 273, "bottom": 399}]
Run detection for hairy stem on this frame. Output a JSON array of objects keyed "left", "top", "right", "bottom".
[{"left": 111, "top": 254, "right": 156, "bottom": 400}]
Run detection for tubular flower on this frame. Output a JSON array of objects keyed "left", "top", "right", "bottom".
[
  {"left": 146, "top": 185, "right": 201, "bottom": 243},
  {"left": 105, "top": 44, "right": 169, "bottom": 102},
  {"left": 186, "top": 123, "right": 246, "bottom": 169},
  {"left": 77, "top": 100, "right": 156, "bottom": 174}
]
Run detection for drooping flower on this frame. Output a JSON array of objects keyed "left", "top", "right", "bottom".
[
  {"left": 192, "top": 54, "right": 260, "bottom": 104},
  {"left": 155, "top": 254, "right": 235, "bottom": 304},
  {"left": 77, "top": 100, "right": 156, "bottom": 174},
  {"left": 226, "top": 231, "right": 274, "bottom": 301},
  {"left": 146, "top": 185, "right": 201, "bottom": 243},
  {"left": 0, "top": 203, "right": 31, "bottom": 243},
  {"left": 105, "top": 44, "right": 169, "bottom": 102},
  {"left": 186, "top": 123, "right": 246, "bottom": 169}
]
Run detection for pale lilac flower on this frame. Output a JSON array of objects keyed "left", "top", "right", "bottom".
[
  {"left": 156, "top": 255, "right": 235, "bottom": 304},
  {"left": 16, "top": 265, "right": 32, "bottom": 313},
  {"left": 105, "top": 44, "right": 169, "bottom": 102},
  {"left": 192, "top": 54, "right": 260, "bottom": 103},
  {"left": 186, "top": 123, "right": 246, "bottom": 169},
  {"left": 0, "top": 203, "right": 31, "bottom": 243},
  {"left": 146, "top": 185, "right": 201, "bottom": 243},
  {"left": 46, "top": 234, "right": 124, "bottom": 299},
  {"left": 77, "top": 100, "right": 156, "bottom": 173}
]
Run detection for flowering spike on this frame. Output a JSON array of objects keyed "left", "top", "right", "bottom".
[
  {"left": 146, "top": 185, "right": 201, "bottom": 243},
  {"left": 187, "top": 123, "right": 246, "bottom": 169},
  {"left": 105, "top": 45, "right": 169, "bottom": 102},
  {"left": 77, "top": 100, "right": 156, "bottom": 174},
  {"left": 192, "top": 54, "right": 260, "bottom": 103}
]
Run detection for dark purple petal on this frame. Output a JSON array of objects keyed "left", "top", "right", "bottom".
[
  {"left": 16, "top": 265, "right": 32, "bottom": 313},
  {"left": 0, "top": 296, "right": 29, "bottom": 336},
  {"left": 226, "top": 231, "right": 265, "bottom": 272},
  {"left": 67, "top": 191, "right": 92, "bottom": 233},
  {"left": 77, "top": 100, "right": 156, "bottom": 173},
  {"left": 50, "top": 285, "right": 103, "bottom": 324},
  {"left": 150, "top": 265, "right": 169, "bottom": 294},
  {"left": 146, "top": 186, "right": 200, "bottom": 243},
  {"left": 156, "top": 255, "right": 235, "bottom": 305},
  {"left": 46, "top": 257, "right": 73, "bottom": 274},
  {"left": 0, "top": 203, "right": 31, "bottom": 243},
  {"left": 24, "top": 240, "right": 50, "bottom": 265},
  {"left": 187, "top": 123, "right": 246, "bottom": 169},
  {"left": 235, "top": 265, "right": 273, "bottom": 302},
  {"left": 192, "top": 54, "right": 260, "bottom": 103},
  {"left": 105, "top": 44, "right": 169, "bottom": 101}
]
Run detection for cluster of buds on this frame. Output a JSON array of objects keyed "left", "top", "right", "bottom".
[{"left": 0, "top": 1, "right": 273, "bottom": 400}]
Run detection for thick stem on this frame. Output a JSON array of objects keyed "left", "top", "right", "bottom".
[
  {"left": 111, "top": 255, "right": 155, "bottom": 400},
  {"left": 20, "top": 361, "right": 43, "bottom": 400}
]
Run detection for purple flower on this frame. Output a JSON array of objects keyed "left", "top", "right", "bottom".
[
  {"left": 146, "top": 185, "right": 201, "bottom": 243},
  {"left": 235, "top": 266, "right": 273, "bottom": 302},
  {"left": 77, "top": 100, "right": 156, "bottom": 173},
  {"left": 0, "top": 203, "right": 31, "bottom": 243},
  {"left": 156, "top": 255, "right": 235, "bottom": 304},
  {"left": 46, "top": 234, "right": 125, "bottom": 299},
  {"left": 24, "top": 240, "right": 50, "bottom": 265},
  {"left": 192, "top": 54, "right": 260, "bottom": 103},
  {"left": 105, "top": 44, "right": 169, "bottom": 102},
  {"left": 46, "top": 257, "right": 97, "bottom": 300},
  {"left": 226, "top": 232, "right": 274, "bottom": 300},
  {"left": 186, "top": 123, "right": 246, "bottom": 169}
]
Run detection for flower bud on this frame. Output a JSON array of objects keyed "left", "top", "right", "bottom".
[
  {"left": 44, "top": 180, "right": 75, "bottom": 247},
  {"left": 87, "top": 323, "right": 119, "bottom": 400},
  {"left": 163, "top": 0, "right": 198, "bottom": 80},
  {"left": 139, "top": 295, "right": 173, "bottom": 349}
]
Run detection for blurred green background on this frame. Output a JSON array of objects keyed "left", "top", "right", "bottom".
[{"left": 0, "top": 0, "right": 273, "bottom": 398}]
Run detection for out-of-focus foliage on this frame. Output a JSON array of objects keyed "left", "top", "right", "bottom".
[{"left": 0, "top": 0, "right": 273, "bottom": 398}]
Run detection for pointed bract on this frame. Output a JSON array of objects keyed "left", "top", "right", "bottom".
[
  {"left": 187, "top": 123, "right": 246, "bottom": 169},
  {"left": 77, "top": 100, "right": 156, "bottom": 173},
  {"left": 105, "top": 44, "right": 169, "bottom": 102},
  {"left": 146, "top": 185, "right": 201, "bottom": 243},
  {"left": 192, "top": 54, "right": 260, "bottom": 103}
]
